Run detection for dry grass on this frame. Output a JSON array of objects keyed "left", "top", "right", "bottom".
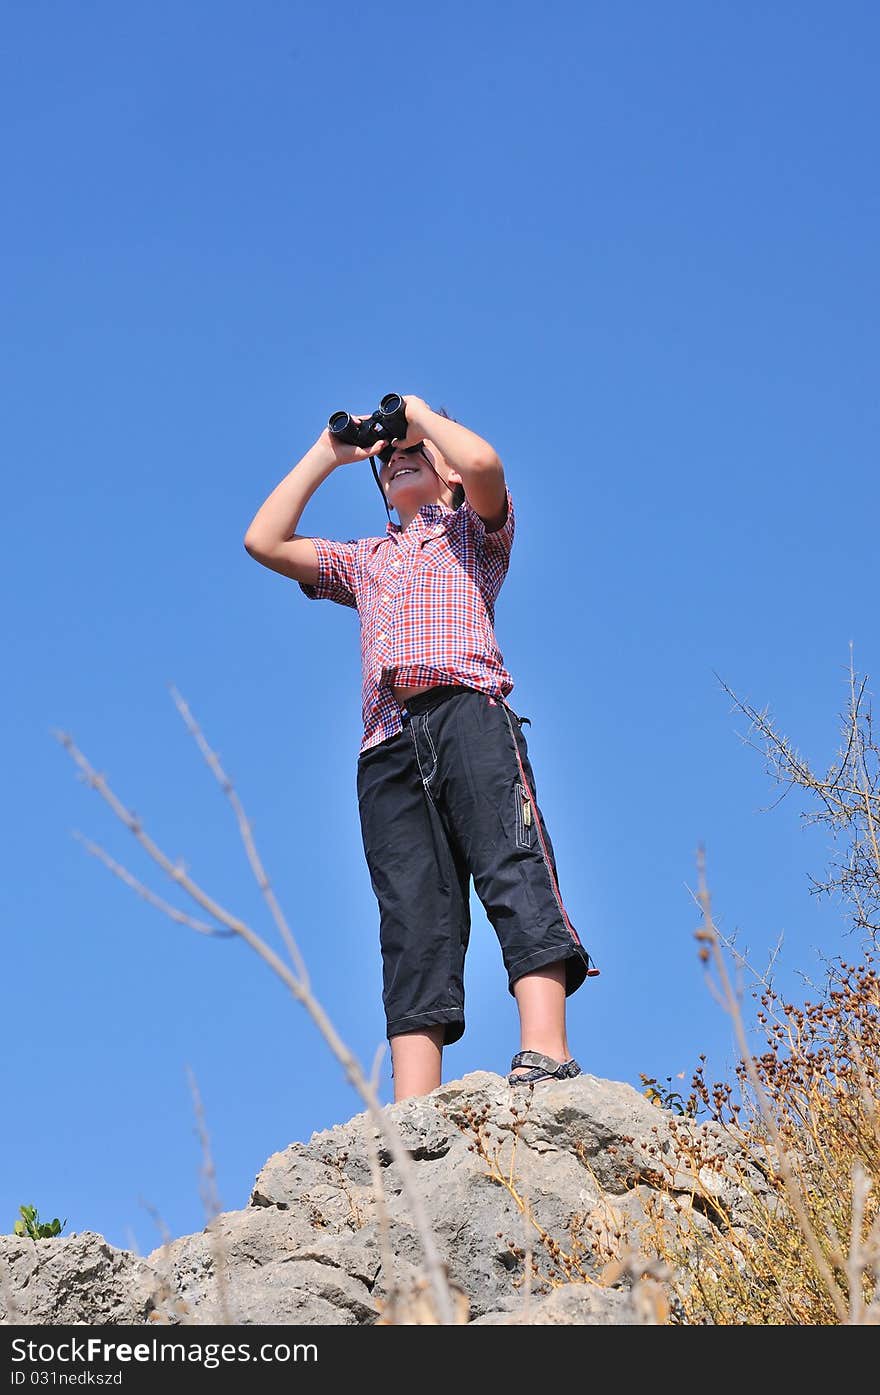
[
  {"left": 635, "top": 935, "right": 879, "bottom": 1324},
  {"left": 650, "top": 651, "right": 880, "bottom": 1324},
  {"left": 631, "top": 656, "right": 879, "bottom": 1323}
]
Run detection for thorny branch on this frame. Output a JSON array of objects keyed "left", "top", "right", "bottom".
[
  {"left": 715, "top": 646, "right": 880, "bottom": 946},
  {"left": 53, "top": 691, "right": 459, "bottom": 1327}
]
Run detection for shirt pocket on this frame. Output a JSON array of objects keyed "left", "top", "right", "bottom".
[{"left": 418, "top": 536, "right": 464, "bottom": 572}]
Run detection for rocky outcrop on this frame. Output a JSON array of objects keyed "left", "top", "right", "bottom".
[{"left": 0, "top": 1070, "right": 765, "bottom": 1326}]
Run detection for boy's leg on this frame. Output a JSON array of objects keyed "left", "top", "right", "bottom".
[
  {"left": 509, "top": 959, "right": 571, "bottom": 1078},
  {"left": 390, "top": 1024, "right": 446, "bottom": 1100},
  {"left": 425, "top": 690, "right": 595, "bottom": 1014},
  {"left": 357, "top": 726, "right": 471, "bottom": 1100}
]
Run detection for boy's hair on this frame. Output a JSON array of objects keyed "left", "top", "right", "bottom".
[{"left": 431, "top": 405, "right": 466, "bottom": 509}]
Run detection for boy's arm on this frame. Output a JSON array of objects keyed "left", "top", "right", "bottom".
[
  {"left": 244, "top": 438, "right": 336, "bottom": 583},
  {"left": 404, "top": 398, "right": 508, "bottom": 531},
  {"left": 245, "top": 422, "right": 380, "bottom": 583}
]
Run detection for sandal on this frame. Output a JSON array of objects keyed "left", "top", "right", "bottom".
[{"left": 507, "top": 1050, "right": 582, "bottom": 1086}]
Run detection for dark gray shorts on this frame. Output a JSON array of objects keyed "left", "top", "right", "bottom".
[{"left": 356, "top": 684, "right": 598, "bottom": 1045}]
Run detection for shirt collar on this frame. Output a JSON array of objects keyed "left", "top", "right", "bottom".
[{"left": 386, "top": 502, "right": 455, "bottom": 536}]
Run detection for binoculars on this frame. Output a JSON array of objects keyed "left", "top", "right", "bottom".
[{"left": 328, "top": 393, "right": 408, "bottom": 469}]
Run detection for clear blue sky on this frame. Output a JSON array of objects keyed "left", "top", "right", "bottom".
[{"left": 3, "top": 1, "right": 877, "bottom": 1257}]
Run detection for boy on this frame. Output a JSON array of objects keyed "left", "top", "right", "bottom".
[{"left": 244, "top": 394, "right": 598, "bottom": 1101}]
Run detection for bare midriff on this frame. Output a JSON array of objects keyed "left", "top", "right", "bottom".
[{"left": 392, "top": 683, "right": 443, "bottom": 705}]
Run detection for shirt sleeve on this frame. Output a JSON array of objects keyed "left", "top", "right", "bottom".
[
  {"left": 297, "top": 538, "right": 359, "bottom": 610},
  {"left": 460, "top": 485, "right": 515, "bottom": 607},
  {"left": 460, "top": 484, "right": 515, "bottom": 556}
]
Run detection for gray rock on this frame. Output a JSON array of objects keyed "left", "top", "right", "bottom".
[
  {"left": 472, "top": 1282, "right": 640, "bottom": 1324},
  {"left": 1, "top": 1070, "right": 767, "bottom": 1326},
  {"left": 0, "top": 1231, "right": 159, "bottom": 1325},
  {"left": 145, "top": 1206, "right": 381, "bottom": 1325}
]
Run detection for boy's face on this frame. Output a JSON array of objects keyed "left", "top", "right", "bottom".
[{"left": 379, "top": 442, "right": 460, "bottom": 511}]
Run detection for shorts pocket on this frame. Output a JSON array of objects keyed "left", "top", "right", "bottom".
[{"left": 514, "top": 782, "right": 533, "bottom": 850}]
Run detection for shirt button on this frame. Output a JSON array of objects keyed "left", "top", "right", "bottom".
[{"left": 378, "top": 632, "right": 388, "bottom": 642}]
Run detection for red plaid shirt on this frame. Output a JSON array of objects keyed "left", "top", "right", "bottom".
[{"left": 299, "top": 486, "right": 516, "bottom": 752}]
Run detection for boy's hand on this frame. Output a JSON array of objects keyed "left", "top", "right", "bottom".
[
  {"left": 319, "top": 416, "right": 391, "bottom": 467},
  {"left": 388, "top": 395, "right": 433, "bottom": 450}
]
